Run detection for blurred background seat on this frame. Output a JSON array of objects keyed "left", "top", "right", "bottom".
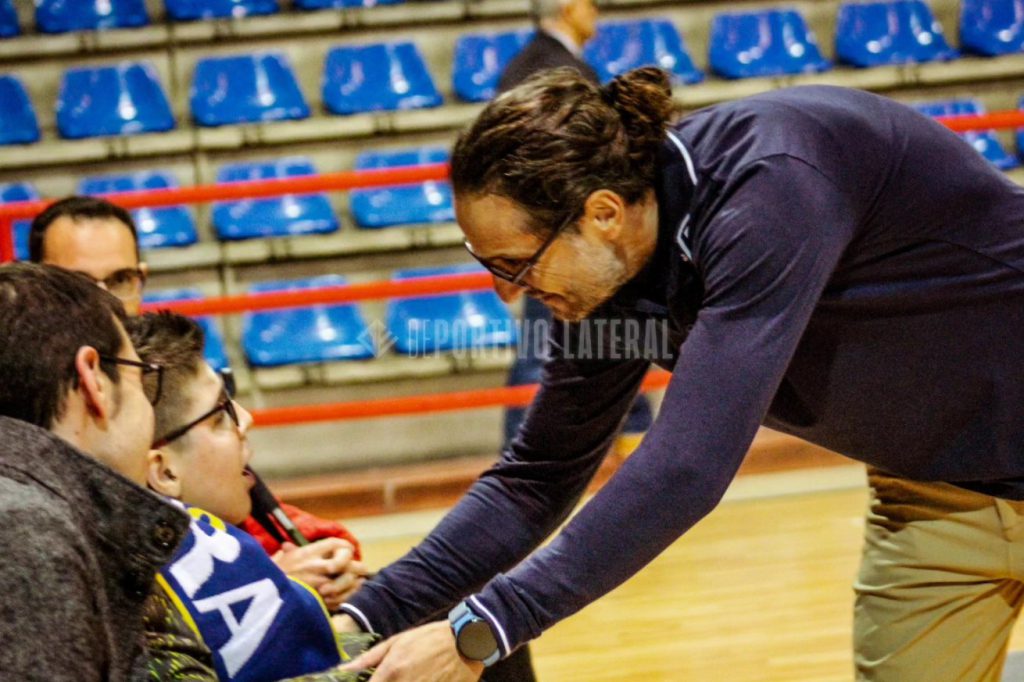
[
  {"left": 212, "top": 157, "right": 338, "bottom": 240},
  {"left": 960, "top": 0, "right": 1024, "bottom": 56},
  {"left": 242, "top": 275, "right": 375, "bottom": 366},
  {"left": 836, "top": 0, "right": 959, "bottom": 67},
  {"left": 322, "top": 41, "right": 443, "bottom": 115},
  {"left": 144, "top": 288, "right": 231, "bottom": 371},
  {"left": 386, "top": 264, "right": 517, "bottom": 355},
  {"left": 78, "top": 171, "right": 198, "bottom": 249},
  {"left": 0, "top": 183, "right": 39, "bottom": 261},
  {"left": 0, "top": 0, "right": 19, "bottom": 38},
  {"left": 585, "top": 18, "right": 703, "bottom": 85},
  {"left": 56, "top": 62, "right": 175, "bottom": 139},
  {"left": 349, "top": 147, "right": 453, "bottom": 229},
  {"left": 35, "top": 0, "right": 148, "bottom": 33},
  {"left": 452, "top": 29, "right": 535, "bottom": 102},
  {"left": 295, "top": 0, "right": 403, "bottom": 9},
  {"left": 165, "top": 0, "right": 279, "bottom": 21},
  {"left": 916, "top": 99, "right": 1019, "bottom": 170},
  {"left": 191, "top": 53, "right": 310, "bottom": 127},
  {"left": 0, "top": 76, "right": 39, "bottom": 145},
  {"left": 709, "top": 9, "right": 831, "bottom": 79}
]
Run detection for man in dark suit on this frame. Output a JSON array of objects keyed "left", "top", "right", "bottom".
[
  {"left": 498, "top": 0, "right": 600, "bottom": 92},
  {"left": 499, "top": 0, "right": 654, "bottom": 455}
]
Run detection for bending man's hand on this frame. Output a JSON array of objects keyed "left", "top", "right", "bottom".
[{"left": 339, "top": 621, "right": 484, "bottom": 682}]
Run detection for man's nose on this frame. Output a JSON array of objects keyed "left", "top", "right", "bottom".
[{"left": 493, "top": 276, "right": 524, "bottom": 304}]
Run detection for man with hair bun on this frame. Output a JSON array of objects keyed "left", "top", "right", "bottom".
[{"left": 341, "top": 67, "right": 1024, "bottom": 681}]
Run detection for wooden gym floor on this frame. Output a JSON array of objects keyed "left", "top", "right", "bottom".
[{"left": 343, "top": 464, "right": 1024, "bottom": 682}]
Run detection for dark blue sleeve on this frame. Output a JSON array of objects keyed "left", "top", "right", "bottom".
[
  {"left": 468, "top": 156, "right": 859, "bottom": 654},
  {"left": 342, "top": 334, "right": 650, "bottom": 635}
]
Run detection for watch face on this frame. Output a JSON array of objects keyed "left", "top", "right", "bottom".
[{"left": 458, "top": 619, "right": 499, "bottom": 661}]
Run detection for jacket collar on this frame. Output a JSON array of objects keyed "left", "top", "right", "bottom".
[
  {"left": 604, "top": 130, "right": 699, "bottom": 315},
  {"left": 0, "top": 416, "right": 188, "bottom": 567}
]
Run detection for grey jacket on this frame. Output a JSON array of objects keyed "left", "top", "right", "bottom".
[{"left": 0, "top": 416, "right": 189, "bottom": 681}]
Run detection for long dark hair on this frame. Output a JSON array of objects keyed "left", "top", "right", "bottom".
[{"left": 451, "top": 66, "right": 679, "bottom": 234}]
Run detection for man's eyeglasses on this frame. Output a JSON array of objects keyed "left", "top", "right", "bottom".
[
  {"left": 79, "top": 267, "right": 146, "bottom": 299},
  {"left": 464, "top": 212, "right": 576, "bottom": 286},
  {"left": 153, "top": 369, "right": 238, "bottom": 448},
  {"left": 99, "top": 356, "right": 163, "bottom": 406}
]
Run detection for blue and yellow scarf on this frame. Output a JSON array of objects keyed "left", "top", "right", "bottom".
[{"left": 158, "top": 504, "right": 342, "bottom": 681}]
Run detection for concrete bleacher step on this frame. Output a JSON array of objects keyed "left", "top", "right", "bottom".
[
  {"left": 247, "top": 347, "right": 515, "bottom": 392},
  {"left": 269, "top": 428, "right": 849, "bottom": 518}
]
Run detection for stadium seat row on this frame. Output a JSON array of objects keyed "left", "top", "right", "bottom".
[
  {"left": 3, "top": 2, "right": 1024, "bottom": 143},
  {"left": 4, "top": 89, "right": 1021, "bottom": 257},
  {"left": 2, "top": 148, "right": 454, "bottom": 256},
  {"left": 145, "top": 265, "right": 517, "bottom": 369},
  {"left": 0, "top": 0, "right": 398, "bottom": 35}
]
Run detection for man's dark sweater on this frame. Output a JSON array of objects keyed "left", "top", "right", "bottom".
[{"left": 344, "top": 86, "right": 1024, "bottom": 656}]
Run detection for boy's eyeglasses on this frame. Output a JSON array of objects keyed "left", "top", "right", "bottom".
[{"left": 152, "top": 369, "right": 238, "bottom": 448}]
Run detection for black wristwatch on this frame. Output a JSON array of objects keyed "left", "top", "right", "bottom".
[{"left": 448, "top": 600, "right": 502, "bottom": 667}]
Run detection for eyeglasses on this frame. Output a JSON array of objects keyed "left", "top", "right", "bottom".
[
  {"left": 99, "top": 356, "right": 163, "bottom": 406},
  {"left": 79, "top": 267, "right": 146, "bottom": 299},
  {"left": 153, "top": 369, "right": 238, "bottom": 448},
  {"left": 464, "top": 212, "right": 576, "bottom": 287}
]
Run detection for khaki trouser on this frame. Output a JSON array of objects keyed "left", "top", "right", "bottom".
[{"left": 855, "top": 467, "right": 1024, "bottom": 681}]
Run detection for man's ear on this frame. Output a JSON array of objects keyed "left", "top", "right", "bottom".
[
  {"left": 580, "top": 190, "right": 627, "bottom": 242},
  {"left": 74, "top": 346, "right": 112, "bottom": 424},
  {"left": 146, "top": 448, "right": 182, "bottom": 499}
]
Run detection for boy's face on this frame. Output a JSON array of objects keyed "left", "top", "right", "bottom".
[{"left": 166, "top": 363, "right": 255, "bottom": 524}]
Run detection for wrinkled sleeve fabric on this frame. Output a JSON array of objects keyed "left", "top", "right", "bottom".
[
  {"left": 469, "top": 156, "right": 859, "bottom": 653},
  {"left": 343, "top": 332, "right": 650, "bottom": 636}
]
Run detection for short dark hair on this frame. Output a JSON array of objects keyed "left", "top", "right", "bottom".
[
  {"left": 29, "top": 196, "right": 139, "bottom": 263},
  {"left": 126, "top": 312, "right": 206, "bottom": 440},
  {"left": 451, "top": 66, "right": 679, "bottom": 235},
  {"left": 0, "top": 262, "right": 127, "bottom": 429}
]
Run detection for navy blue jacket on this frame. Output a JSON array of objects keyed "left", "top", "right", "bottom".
[{"left": 343, "top": 86, "right": 1024, "bottom": 655}]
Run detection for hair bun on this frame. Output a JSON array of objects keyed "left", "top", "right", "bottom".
[{"left": 601, "top": 67, "right": 677, "bottom": 161}]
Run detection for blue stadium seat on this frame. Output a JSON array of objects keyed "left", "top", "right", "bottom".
[
  {"left": 78, "top": 172, "right": 198, "bottom": 249},
  {"left": 916, "top": 99, "right": 1018, "bottom": 170},
  {"left": 295, "top": 0, "right": 402, "bottom": 8},
  {"left": 212, "top": 157, "right": 338, "bottom": 241},
  {"left": 0, "top": 76, "right": 39, "bottom": 145},
  {"left": 349, "top": 147, "right": 453, "bottom": 228},
  {"left": 242, "top": 275, "right": 374, "bottom": 366},
  {"left": 0, "top": 183, "right": 38, "bottom": 261},
  {"left": 386, "top": 264, "right": 517, "bottom": 354},
  {"left": 165, "top": 0, "right": 278, "bottom": 20},
  {"left": 961, "top": 0, "right": 1024, "bottom": 56},
  {"left": 36, "top": 0, "right": 148, "bottom": 33},
  {"left": 322, "top": 42, "right": 442, "bottom": 115},
  {"left": 709, "top": 9, "right": 831, "bottom": 79},
  {"left": 836, "top": 0, "right": 959, "bottom": 67},
  {"left": 144, "top": 289, "right": 230, "bottom": 371},
  {"left": 584, "top": 19, "right": 703, "bottom": 85},
  {"left": 452, "top": 29, "right": 534, "bottom": 102},
  {"left": 0, "top": 0, "right": 20, "bottom": 38},
  {"left": 191, "top": 53, "right": 309, "bottom": 127},
  {"left": 56, "top": 62, "right": 174, "bottom": 139}
]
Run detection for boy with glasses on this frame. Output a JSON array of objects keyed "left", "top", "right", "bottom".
[{"left": 128, "top": 311, "right": 376, "bottom": 681}]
